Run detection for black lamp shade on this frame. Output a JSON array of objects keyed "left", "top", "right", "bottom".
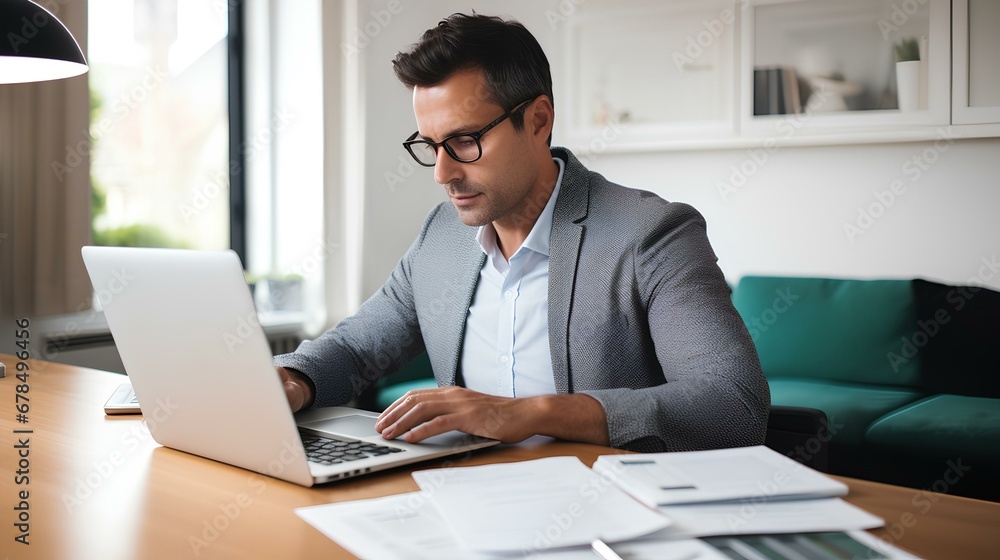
[{"left": 1, "top": 0, "right": 88, "bottom": 84}]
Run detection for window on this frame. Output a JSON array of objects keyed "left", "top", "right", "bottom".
[{"left": 88, "top": 0, "right": 231, "bottom": 251}]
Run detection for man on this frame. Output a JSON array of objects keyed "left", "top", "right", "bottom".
[{"left": 275, "top": 13, "right": 768, "bottom": 452}]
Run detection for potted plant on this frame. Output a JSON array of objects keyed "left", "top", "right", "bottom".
[{"left": 894, "top": 37, "right": 921, "bottom": 112}]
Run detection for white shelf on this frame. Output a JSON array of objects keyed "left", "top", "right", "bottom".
[
  {"left": 566, "top": 122, "right": 1000, "bottom": 155},
  {"left": 559, "top": 0, "right": 997, "bottom": 153}
]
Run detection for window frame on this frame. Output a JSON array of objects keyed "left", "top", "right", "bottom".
[{"left": 228, "top": 1, "right": 248, "bottom": 265}]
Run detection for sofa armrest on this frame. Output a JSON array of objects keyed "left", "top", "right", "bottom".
[{"left": 766, "top": 406, "right": 830, "bottom": 472}]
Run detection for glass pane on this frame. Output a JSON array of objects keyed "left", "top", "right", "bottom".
[
  {"left": 572, "top": 1, "right": 731, "bottom": 127},
  {"left": 968, "top": 0, "right": 1000, "bottom": 108},
  {"left": 88, "top": 0, "right": 229, "bottom": 249},
  {"left": 754, "top": 0, "right": 931, "bottom": 114}
]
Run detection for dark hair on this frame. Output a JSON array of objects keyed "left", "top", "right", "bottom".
[{"left": 392, "top": 13, "right": 553, "bottom": 143}]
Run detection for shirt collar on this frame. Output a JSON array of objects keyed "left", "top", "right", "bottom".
[{"left": 476, "top": 157, "right": 565, "bottom": 258}]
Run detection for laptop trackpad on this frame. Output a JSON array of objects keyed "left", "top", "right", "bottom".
[
  {"left": 301, "top": 414, "right": 479, "bottom": 447},
  {"left": 302, "top": 414, "right": 382, "bottom": 439}
]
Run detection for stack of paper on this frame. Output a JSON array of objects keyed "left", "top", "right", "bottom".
[
  {"left": 294, "top": 446, "right": 919, "bottom": 559},
  {"left": 295, "top": 494, "right": 918, "bottom": 560},
  {"left": 296, "top": 492, "right": 729, "bottom": 560}
]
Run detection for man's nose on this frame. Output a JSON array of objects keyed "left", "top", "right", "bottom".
[{"left": 433, "top": 147, "right": 463, "bottom": 186}]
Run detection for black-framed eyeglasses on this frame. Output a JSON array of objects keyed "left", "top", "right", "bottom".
[{"left": 402, "top": 98, "right": 534, "bottom": 167}]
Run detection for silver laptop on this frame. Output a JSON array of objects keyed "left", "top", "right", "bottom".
[{"left": 82, "top": 246, "right": 498, "bottom": 487}]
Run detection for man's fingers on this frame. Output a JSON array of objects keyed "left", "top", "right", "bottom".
[
  {"left": 277, "top": 367, "right": 306, "bottom": 412},
  {"left": 375, "top": 394, "right": 414, "bottom": 433},
  {"left": 381, "top": 399, "right": 451, "bottom": 440},
  {"left": 375, "top": 387, "right": 518, "bottom": 443},
  {"left": 403, "top": 414, "right": 459, "bottom": 443},
  {"left": 377, "top": 389, "right": 442, "bottom": 432},
  {"left": 283, "top": 380, "right": 305, "bottom": 412}
]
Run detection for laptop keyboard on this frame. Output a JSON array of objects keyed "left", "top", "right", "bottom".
[{"left": 300, "top": 433, "right": 405, "bottom": 465}]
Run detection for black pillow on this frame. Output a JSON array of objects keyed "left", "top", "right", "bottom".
[{"left": 912, "top": 279, "right": 1000, "bottom": 398}]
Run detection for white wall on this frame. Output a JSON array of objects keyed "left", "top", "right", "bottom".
[
  {"left": 588, "top": 137, "right": 1000, "bottom": 289},
  {"left": 334, "top": 0, "right": 1000, "bottom": 328}
]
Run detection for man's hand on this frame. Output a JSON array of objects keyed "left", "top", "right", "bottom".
[
  {"left": 374, "top": 386, "right": 610, "bottom": 446},
  {"left": 277, "top": 366, "right": 314, "bottom": 412}
]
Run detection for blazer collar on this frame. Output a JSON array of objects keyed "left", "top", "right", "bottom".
[{"left": 550, "top": 147, "right": 590, "bottom": 226}]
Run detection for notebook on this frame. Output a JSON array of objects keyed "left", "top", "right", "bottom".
[{"left": 592, "top": 445, "right": 847, "bottom": 507}]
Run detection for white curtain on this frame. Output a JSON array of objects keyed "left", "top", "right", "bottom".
[{"left": 0, "top": 0, "right": 91, "bottom": 319}]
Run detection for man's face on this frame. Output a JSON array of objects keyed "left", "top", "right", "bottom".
[{"left": 412, "top": 70, "right": 539, "bottom": 227}]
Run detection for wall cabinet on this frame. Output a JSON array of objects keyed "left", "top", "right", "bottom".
[
  {"left": 952, "top": 0, "right": 1000, "bottom": 124},
  {"left": 561, "top": 0, "right": 738, "bottom": 151},
  {"left": 559, "top": 0, "right": 1000, "bottom": 153},
  {"left": 740, "top": 0, "right": 951, "bottom": 134}
]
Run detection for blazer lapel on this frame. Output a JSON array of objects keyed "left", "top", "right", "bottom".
[
  {"left": 548, "top": 148, "right": 590, "bottom": 393},
  {"left": 441, "top": 243, "right": 486, "bottom": 388}
]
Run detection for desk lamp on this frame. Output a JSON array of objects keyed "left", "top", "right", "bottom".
[{"left": 0, "top": 0, "right": 87, "bottom": 374}]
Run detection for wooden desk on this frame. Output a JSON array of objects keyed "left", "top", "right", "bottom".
[{"left": 2, "top": 356, "right": 998, "bottom": 559}]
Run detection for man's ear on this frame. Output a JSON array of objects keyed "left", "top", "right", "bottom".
[{"left": 527, "top": 96, "right": 554, "bottom": 146}]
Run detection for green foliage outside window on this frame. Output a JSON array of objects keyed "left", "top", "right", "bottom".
[{"left": 89, "top": 87, "right": 189, "bottom": 249}]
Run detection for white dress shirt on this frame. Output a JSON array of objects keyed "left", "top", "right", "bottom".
[{"left": 460, "top": 158, "right": 565, "bottom": 398}]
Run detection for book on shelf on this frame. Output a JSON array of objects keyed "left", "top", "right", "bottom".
[{"left": 753, "top": 66, "right": 802, "bottom": 115}]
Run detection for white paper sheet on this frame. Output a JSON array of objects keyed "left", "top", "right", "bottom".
[
  {"left": 295, "top": 491, "right": 725, "bottom": 560},
  {"left": 410, "top": 456, "right": 672, "bottom": 554}
]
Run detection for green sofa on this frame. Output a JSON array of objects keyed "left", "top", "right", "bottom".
[
  {"left": 369, "top": 275, "right": 1000, "bottom": 501},
  {"left": 370, "top": 351, "right": 436, "bottom": 411},
  {"left": 732, "top": 276, "right": 1000, "bottom": 501}
]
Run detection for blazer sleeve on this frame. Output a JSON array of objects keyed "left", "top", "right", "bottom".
[
  {"left": 271, "top": 207, "right": 440, "bottom": 409},
  {"left": 581, "top": 197, "right": 770, "bottom": 452}
]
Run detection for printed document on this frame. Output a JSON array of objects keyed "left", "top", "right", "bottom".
[{"left": 410, "top": 456, "right": 671, "bottom": 554}]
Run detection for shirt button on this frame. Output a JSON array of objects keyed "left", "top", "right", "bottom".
[
  {"left": 504, "top": 290, "right": 513, "bottom": 299},
  {"left": 500, "top": 355, "right": 509, "bottom": 364}
]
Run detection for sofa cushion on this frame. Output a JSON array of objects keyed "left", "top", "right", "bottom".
[
  {"left": 732, "top": 276, "right": 920, "bottom": 387},
  {"left": 866, "top": 394, "right": 1000, "bottom": 464},
  {"left": 372, "top": 352, "right": 436, "bottom": 411},
  {"left": 768, "top": 378, "right": 924, "bottom": 473},
  {"left": 864, "top": 394, "right": 1000, "bottom": 500},
  {"left": 912, "top": 279, "right": 1000, "bottom": 398}
]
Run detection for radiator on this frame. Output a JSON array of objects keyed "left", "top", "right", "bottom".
[{"left": 33, "top": 312, "right": 305, "bottom": 374}]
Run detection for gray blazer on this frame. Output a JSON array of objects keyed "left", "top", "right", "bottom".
[{"left": 274, "top": 148, "right": 769, "bottom": 452}]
